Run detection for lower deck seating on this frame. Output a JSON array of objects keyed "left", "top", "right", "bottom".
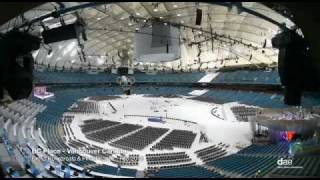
[
  {"left": 147, "top": 162, "right": 196, "bottom": 172},
  {"left": 71, "top": 159, "right": 96, "bottom": 167},
  {"left": 67, "top": 139, "right": 88, "bottom": 149},
  {"left": 206, "top": 154, "right": 278, "bottom": 177},
  {"left": 237, "top": 142, "right": 289, "bottom": 156},
  {"left": 149, "top": 165, "right": 223, "bottom": 178},
  {"left": 90, "top": 164, "right": 137, "bottom": 177}
]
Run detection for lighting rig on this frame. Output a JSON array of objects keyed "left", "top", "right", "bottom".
[
  {"left": 129, "top": 15, "right": 263, "bottom": 50},
  {"left": 85, "top": 7, "right": 275, "bottom": 70},
  {"left": 41, "top": 11, "right": 88, "bottom": 62},
  {"left": 126, "top": 15, "right": 274, "bottom": 69}
]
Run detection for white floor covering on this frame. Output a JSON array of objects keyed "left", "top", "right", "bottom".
[{"left": 67, "top": 94, "right": 254, "bottom": 170}]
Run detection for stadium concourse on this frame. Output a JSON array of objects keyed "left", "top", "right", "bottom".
[{"left": 0, "top": 2, "right": 320, "bottom": 179}]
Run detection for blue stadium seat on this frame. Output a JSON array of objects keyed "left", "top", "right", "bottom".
[
  {"left": 207, "top": 154, "right": 278, "bottom": 177},
  {"left": 211, "top": 70, "right": 280, "bottom": 85},
  {"left": 151, "top": 165, "right": 223, "bottom": 178}
]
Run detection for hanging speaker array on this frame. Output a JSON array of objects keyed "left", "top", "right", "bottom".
[
  {"left": 195, "top": 8, "right": 203, "bottom": 26},
  {"left": 134, "top": 21, "right": 181, "bottom": 63}
]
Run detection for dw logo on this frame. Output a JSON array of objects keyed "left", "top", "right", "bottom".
[
  {"left": 277, "top": 157, "right": 303, "bottom": 169},
  {"left": 277, "top": 158, "right": 293, "bottom": 166}
]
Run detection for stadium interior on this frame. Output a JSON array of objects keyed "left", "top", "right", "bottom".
[{"left": 0, "top": 2, "right": 320, "bottom": 178}]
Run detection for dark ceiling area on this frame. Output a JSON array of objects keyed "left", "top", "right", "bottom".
[
  {"left": 263, "top": 2, "right": 320, "bottom": 81},
  {"left": 0, "top": 2, "right": 41, "bottom": 26}
]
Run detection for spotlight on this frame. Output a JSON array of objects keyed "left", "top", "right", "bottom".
[{"left": 153, "top": 3, "right": 159, "bottom": 12}]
